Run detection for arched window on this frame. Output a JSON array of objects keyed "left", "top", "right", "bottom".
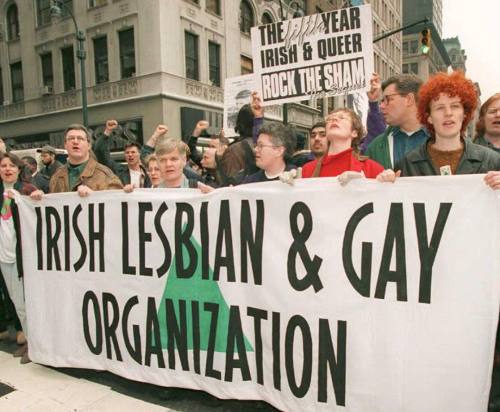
[
  {"left": 261, "top": 12, "right": 273, "bottom": 25},
  {"left": 6, "top": 3, "right": 20, "bottom": 40},
  {"left": 240, "top": 0, "right": 254, "bottom": 35}
]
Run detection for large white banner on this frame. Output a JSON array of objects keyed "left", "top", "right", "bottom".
[
  {"left": 16, "top": 176, "right": 500, "bottom": 412},
  {"left": 251, "top": 5, "right": 375, "bottom": 106}
]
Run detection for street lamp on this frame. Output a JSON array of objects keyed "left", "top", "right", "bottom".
[{"left": 50, "top": 0, "right": 88, "bottom": 128}]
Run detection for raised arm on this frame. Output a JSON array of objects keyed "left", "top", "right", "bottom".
[{"left": 93, "top": 119, "right": 120, "bottom": 173}]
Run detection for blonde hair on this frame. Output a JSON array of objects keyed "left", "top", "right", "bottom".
[
  {"left": 144, "top": 154, "right": 158, "bottom": 168},
  {"left": 155, "top": 138, "right": 190, "bottom": 159}
]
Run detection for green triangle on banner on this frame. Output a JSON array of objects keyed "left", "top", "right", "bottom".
[{"left": 157, "top": 234, "right": 253, "bottom": 353}]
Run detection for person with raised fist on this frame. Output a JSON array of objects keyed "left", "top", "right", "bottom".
[{"left": 94, "top": 119, "right": 151, "bottom": 189}]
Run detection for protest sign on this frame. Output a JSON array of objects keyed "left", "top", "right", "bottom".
[
  {"left": 224, "top": 75, "right": 256, "bottom": 137},
  {"left": 223, "top": 75, "right": 284, "bottom": 138},
  {"left": 16, "top": 176, "right": 500, "bottom": 411},
  {"left": 251, "top": 5, "right": 374, "bottom": 106}
]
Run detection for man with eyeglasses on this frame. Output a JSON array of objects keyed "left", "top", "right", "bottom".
[
  {"left": 365, "top": 74, "right": 428, "bottom": 169},
  {"left": 474, "top": 93, "right": 500, "bottom": 153},
  {"left": 32, "top": 124, "right": 122, "bottom": 198},
  {"left": 241, "top": 123, "right": 296, "bottom": 184}
]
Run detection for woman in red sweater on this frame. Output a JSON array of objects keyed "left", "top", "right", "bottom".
[{"left": 302, "top": 108, "right": 385, "bottom": 179}]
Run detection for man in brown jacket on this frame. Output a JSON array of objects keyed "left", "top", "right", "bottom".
[{"left": 31, "top": 124, "right": 122, "bottom": 199}]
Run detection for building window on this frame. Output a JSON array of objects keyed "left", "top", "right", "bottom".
[
  {"left": 37, "top": 0, "right": 73, "bottom": 26},
  {"left": 409, "top": 40, "right": 418, "bottom": 54},
  {"left": 40, "top": 53, "right": 54, "bottom": 88},
  {"left": 240, "top": 55, "right": 253, "bottom": 75},
  {"left": 119, "top": 28, "right": 136, "bottom": 79},
  {"left": 93, "top": 36, "right": 109, "bottom": 83},
  {"left": 240, "top": 0, "right": 254, "bottom": 34},
  {"left": 88, "top": 0, "right": 107, "bottom": 8},
  {"left": 317, "top": 97, "right": 324, "bottom": 114},
  {"left": 262, "top": 12, "right": 273, "bottom": 25},
  {"left": 10, "top": 62, "right": 23, "bottom": 102},
  {"left": 208, "top": 41, "right": 221, "bottom": 87},
  {"left": 410, "top": 63, "right": 418, "bottom": 74},
  {"left": 185, "top": 31, "right": 199, "bottom": 81},
  {"left": 36, "top": 0, "right": 51, "bottom": 26},
  {"left": 327, "top": 97, "right": 334, "bottom": 112},
  {"left": 7, "top": 3, "right": 20, "bottom": 40},
  {"left": 61, "top": 46, "right": 76, "bottom": 91},
  {"left": 206, "top": 0, "right": 220, "bottom": 15}
]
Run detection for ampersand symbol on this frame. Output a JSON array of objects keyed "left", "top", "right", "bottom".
[
  {"left": 287, "top": 202, "right": 323, "bottom": 292},
  {"left": 302, "top": 42, "right": 313, "bottom": 61}
]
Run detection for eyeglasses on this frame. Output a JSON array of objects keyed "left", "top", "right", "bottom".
[
  {"left": 381, "top": 93, "right": 404, "bottom": 104},
  {"left": 486, "top": 107, "right": 500, "bottom": 116},
  {"left": 255, "top": 143, "right": 281, "bottom": 150}
]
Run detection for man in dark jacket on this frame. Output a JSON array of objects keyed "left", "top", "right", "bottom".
[
  {"left": 241, "top": 122, "right": 296, "bottom": 184},
  {"left": 94, "top": 120, "right": 151, "bottom": 188},
  {"left": 37, "top": 145, "right": 63, "bottom": 179},
  {"left": 21, "top": 156, "right": 50, "bottom": 193}
]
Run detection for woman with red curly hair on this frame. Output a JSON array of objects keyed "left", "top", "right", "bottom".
[{"left": 391, "top": 72, "right": 500, "bottom": 188}]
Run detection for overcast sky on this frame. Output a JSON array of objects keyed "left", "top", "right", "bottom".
[{"left": 441, "top": 0, "right": 500, "bottom": 101}]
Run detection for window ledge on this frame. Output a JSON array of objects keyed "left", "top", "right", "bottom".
[
  {"left": 88, "top": 4, "right": 107, "bottom": 11},
  {"left": 205, "top": 9, "right": 222, "bottom": 20},
  {"left": 35, "top": 22, "right": 52, "bottom": 30},
  {"left": 183, "top": 0, "right": 201, "bottom": 9}
]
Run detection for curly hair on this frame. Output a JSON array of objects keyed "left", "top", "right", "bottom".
[
  {"left": 417, "top": 71, "right": 478, "bottom": 137},
  {"left": 475, "top": 93, "right": 500, "bottom": 139}
]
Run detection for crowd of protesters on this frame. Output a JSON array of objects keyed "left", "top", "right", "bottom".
[{"left": 0, "top": 70, "right": 499, "bottom": 368}]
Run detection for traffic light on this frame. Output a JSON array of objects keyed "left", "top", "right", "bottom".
[{"left": 420, "top": 28, "right": 431, "bottom": 55}]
